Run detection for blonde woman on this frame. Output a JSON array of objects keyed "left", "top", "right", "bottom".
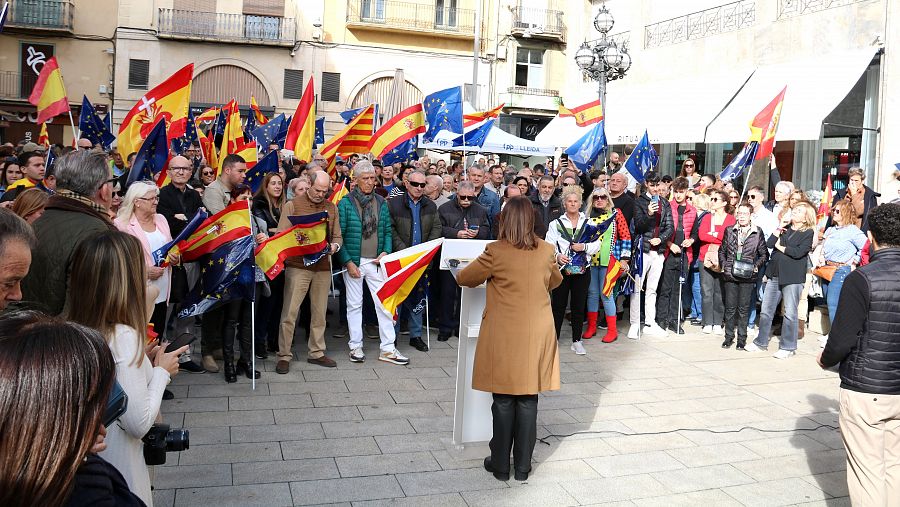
[
  {"left": 746, "top": 202, "right": 816, "bottom": 358},
  {"left": 583, "top": 186, "right": 630, "bottom": 342},
  {"left": 66, "top": 231, "right": 187, "bottom": 505}
]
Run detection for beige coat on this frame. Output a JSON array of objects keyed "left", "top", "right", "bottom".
[{"left": 457, "top": 240, "right": 563, "bottom": 395}]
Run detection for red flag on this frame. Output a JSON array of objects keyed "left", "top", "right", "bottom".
[
  {"left": 28, "top": 57, "right": 70, "bottom": 124},
  {"left": 749, "top": 86, "right": 786, "bottom": 161}
]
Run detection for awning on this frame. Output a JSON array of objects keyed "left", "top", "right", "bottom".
[
  {"left": 705, "top": 48, "right": 877, "bottom": 143},
  {"left": 420, "top": 126, "right": 556, "bottom": 156}
]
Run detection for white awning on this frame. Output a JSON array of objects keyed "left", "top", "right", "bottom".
[
  {"left": 705, "top": 48, "right": 877, "bottom": 143},
  {"left": 419, "top": 126, "right": 556, "bottom": 156}
]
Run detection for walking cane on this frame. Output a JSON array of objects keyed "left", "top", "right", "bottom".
[{"left": 677, "top": 253, "right": 685, "bottom": 334}]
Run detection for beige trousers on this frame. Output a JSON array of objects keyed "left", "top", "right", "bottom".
[
  {"left": 839, "top": 387, "right": 900, "bottom": 506},
  {"left": 277, "top": 267, "right": 331, "bottom": 360}
]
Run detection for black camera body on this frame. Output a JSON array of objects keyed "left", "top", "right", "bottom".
[{"left": 142, "top": 423, "right": 189, "bottom": 465}]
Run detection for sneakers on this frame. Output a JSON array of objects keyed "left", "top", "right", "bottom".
[
  {"left": 627, "top": 326, "right": 640, "bottom": 340},
  {"left": 702, "top": 325, "right": 713, "bottom": 334},
  {"left": 201, "top": 355, "right": 219, "bottom": 373},
  {"left": 819, "top": 335, "right": 829, "bottom": 348},
  {"left": 333, "top": 325, "right": 348, "bottom": 339},
  {"left": 742, "top": 342, "right": 764, "bottom": 352},
  {"left": 644, "top": 323, "right": 667, "bottom": 337},
  {"left": 379, "top": 348, "right": 410, "bottom": 365},
  {"left": 571, "top": 341, "right": 587, "bottom": 355},
  {"left": 712, "top": 325, "right": 724, "bottom": 334},
  {"left": 349, "top": 347, "right": 365, "bottom": 363},
  {"left": 773, "top": 349, "right": 796, "bottom": 359},
  {"left": 179, "top": 360, "right": 206, "bottom": 374}
]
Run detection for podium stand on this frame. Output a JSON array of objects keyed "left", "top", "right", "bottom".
[{"left": 440, "top": 239, "right": 494, "bottom": 447}]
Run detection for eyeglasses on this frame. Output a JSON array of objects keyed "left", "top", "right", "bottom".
[
  {"left": 408, "top": 181, "right": 426, "bottom": 188},
  {"left": 748, "top": 194, "right": 759, "bottom": 200},
  {"left": 457, "top": 195, "right": 474, "bottom": 201},
  {"left": 202, "top": 171, "right": 214, "bottom": 176},
  {"left": 684, "top": 163, "right": 694, "bottom": 168},
  {"left": 170, "top": 166, "right": 192, "bottom": 172},
  {"left": 710, "top": 197, "right": 721, "bottom": 202},
  {"left": 137, "top": 196, "right": 160, "bottom": 203},
  {"left": 593, "top": 195, "right": 609, "bottom": 201}
]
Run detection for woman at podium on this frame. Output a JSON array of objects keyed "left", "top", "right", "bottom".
[{"left": 457, "top": 196, "right": 563, "bottom": 482}]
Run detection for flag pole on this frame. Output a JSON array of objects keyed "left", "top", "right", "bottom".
[
  {"left": 67, "top": 109, "right": 79, "bottom": 148},
  {"left": 247, "top": 202, "right": 257, "bottom": 391},
  {"left": 425, "top": 292, "right": 431, "bottom": 351}
]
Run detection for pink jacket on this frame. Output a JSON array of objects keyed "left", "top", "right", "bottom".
[{"left": 115, "top": 213, "right": 172, "bottom": 270}]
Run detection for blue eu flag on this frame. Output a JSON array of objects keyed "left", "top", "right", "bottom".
[
  {"left": 244, "top": 150, "right": 280, "bottom": 194},
  {"left": 78, "top": 96, "right": 115, "bottom": 149},
  {"left": 622, "top": 130, "right": 657, "bottom": 184},
  {"left": 720, "top": 141, "right": 759, "bottom": 182},
  {"left": 171, "top": 108, "right": 198, "bottom": 155},
  {"left": 126, "top": 119, "right": 168, "bottom": 187},
  {"left": 315, "top": 116, "right": 325, "bottom": 146},
  {"left": 178, "top": 235, "right": 257, "bottom": 318},
  {"left": 423, "top": 86, "right": 463, "bottom": 143},
  {"left": 251, "top": 113, "right": 285, "bottom": 152},
  {"left": 452, "top": 119, "right": 494, "bottom": 149},
  {"left": 381, "top": 138, "right": 418, "bottom": 166},
  {"left": 244, "top": 110, "right": 257, "bottom": 142},
  {"left": 564, "top": 120, "right": 607, "bottom": 172}
]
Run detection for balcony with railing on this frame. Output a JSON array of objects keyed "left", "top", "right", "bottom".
[
  {"left": 498, "top": 86, "right": 560, "bottom": 111},
  {"left": 776, "top": 0, "right": 869, "bottom": 20},
  {"left": 0, "top": 71, "right": 26, "bottom": 101},
  {"left": 644, "top": 0, "right": 755, "bottom": 49},
  {"left": 346, "top": 0, "right": 476, "bottom": 39},
  {"left": 511, "top": 6, "right": 565, "bottom": 42},
  {"left": 4, "top": 0, "right": 74, "bottom": 33},
  {"left": 157, "top": 9, "right": 296, "bottom": 46}
]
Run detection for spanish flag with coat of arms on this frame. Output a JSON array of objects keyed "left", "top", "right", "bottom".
[
  {"left": 171, "top": 200, "right": 252, "bottom": 263},
  {"left": 255, "top": 212, "right": 329, "bottom": 279}
]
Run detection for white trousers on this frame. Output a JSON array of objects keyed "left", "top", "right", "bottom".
[
  {"left": 343, "top": 258, "right": 396, "bottom": 352},
  {"left": 630, "top": 250, "right": 665, "bottom": 327}
]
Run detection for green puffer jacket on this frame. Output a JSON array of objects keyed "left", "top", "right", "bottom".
[{"left": 335, "top": 192, "right": 392, "bottom": 266}]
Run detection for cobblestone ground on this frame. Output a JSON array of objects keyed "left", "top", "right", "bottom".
[{"left": 153, "top": 307, "right": 847, "bottom": 507}]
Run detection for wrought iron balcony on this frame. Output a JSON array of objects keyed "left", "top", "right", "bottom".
[
  {"left": 0, "top": 71, "right": 25, "bottom": 101},
  {"left": 511, "top": 6, "right": 566, "bottom": 42},
  {"left": 499, "top": 86, "right": 560, "bottom": 111},
  {"left": 346, "top": 0, "right": 476, "bottom": 38},
  {"left": 777, "top": 0, "right": 868, "bottom": 20},
  {"left": 157, "top": 9, "right": 296, "bottom": 46},
  {"left": 644, "top": 0, "right": 755, "bottom": 49},
  {"left": 4, "top": 0, "right": 74, "bottom": 32}
]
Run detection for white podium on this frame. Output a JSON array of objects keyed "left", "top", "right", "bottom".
[{"left": 440, "top": 239, "right": 494, "bottom": 447}]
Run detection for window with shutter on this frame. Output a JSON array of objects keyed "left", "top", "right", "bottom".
[
  {"left": 243, "top": 0, "right": 285, "bottom": 17},
  {"left": 321, "top": 72, "right": 340, "bottom": 102},
  {"left": 129, "top": 59, "right": 150, "bottom": 90},
  {"left": 283, "top": 69, "right": 304, "bottom": 99}
]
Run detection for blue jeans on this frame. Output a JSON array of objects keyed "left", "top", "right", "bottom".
[
  {"left": 822, "top": 265, "right": 851, "bottom": 324},
  {"left": 587, "top": 265, "right": 617, "bottom": 316},
  {"left": 754, "top": 278, "right": 803, "bottom": 352},
  {"left": 689, "top": 267, "right": 702, "bottom": 319},
  {"left": 395, "top": 297, "right": 424, "bottom": 339},
  {"left": 747, "top": 260, "right": 769, "bottom": 327}
]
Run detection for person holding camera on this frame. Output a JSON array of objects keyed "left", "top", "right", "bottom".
[
  {"left": 0, "top": 312, "right": 145, "bottom": 507},
  {"left": 66, "top": 230, "right": 188, "bottom": 505}
]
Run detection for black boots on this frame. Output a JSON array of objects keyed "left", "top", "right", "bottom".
[
  {"left": 236, "top": 360, "right": 260, "bottom": 379},
  {"left": 487, "top": 394, "right": 538, "bottom": 482},
  {"left": 223, "top": 362, "right": 237, "bottom": 383}
]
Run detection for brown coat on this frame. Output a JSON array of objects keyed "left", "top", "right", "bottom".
[{"left": 457, "top": 240, "right": 563, "bottom": 395}]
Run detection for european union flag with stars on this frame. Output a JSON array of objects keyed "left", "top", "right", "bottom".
[
  {"left": 177, "top": 235, "right": 256, "bottom": 318},
  {"left": 78, "top": 96, "right": 115, "bottom": 149},
  {"left": 422, "top": 86, "right": 463, "bottom": 143},
  {"left": 381, "top": 138, "right": 418, "bottom": 166},
  {"left": 245, "top": 150, "right": 280, "bottom": 194},
  {"left": 171, "top": 107, "right": 198, "bottom": 155},
  {"left": 251, "top": 113, "right": 285, "bottom": 152},
  {"left": 622, "top": 130, "right": 658, "bottom": 184}
]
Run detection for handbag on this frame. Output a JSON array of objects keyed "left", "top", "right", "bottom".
[
  {"left": 812, "top": 265, "right": 837, "bottom": 282},
  {"left": 732, "top": 259, "right": 755, "bottom": 279}
]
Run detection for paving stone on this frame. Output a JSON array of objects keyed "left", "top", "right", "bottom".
[
  {"left": 732, "top": 449, "right": 847, "bottom": 481},
  {"left": 540, "top": 420, "right": 635, "bottom": 440},
  {"left": 267, "top": 381, "right": 349, "bottom": 394},
  {"left": 359, "top": 402, "right": 444, "bottom": 420},
  {"left": 389, "top": 388, "right": 456, "bottom": 404},
  {"left": 408, "top": 416, "right": 454, "bottom": 433},
  {"left": 791, "top": 498, "right": 851, "bottom": 507},
  {"left": 351, "top": 493, "right": 468, "bottom": 507},
  {"left": 536, "top": 409, "right": 580, "bottom": 425},
  {"left": 311, "top": 391, "right": 395, "bottom": 407},
  {"left": 542, "top": 381, "right": 606, "bottom": 396},
  {"left": 560, "top": 474, "right": 670, "bottom": 503},
  {"left": 665, "top": 442, "right": 762, "bottom": 467},
  {"left": 801, "top": 471, "right": 850, "bottom": 498},
  {"left": 232, "top": 458, "right": 339, "bottom": 484},
  {"left": 335, "top": 450, "right": 441, "bottom": 477},
  {"left": 228, "top": 394, "right": 313, "bottom": 410},
  {"left": 183, "top": 410, "right": 274, "bottom": 428},
  {"left": 153, "top": 489, "right": 175, "bottom": 507},
  {"left": 632, "top": 488, "right": 744, "bottom": 506},
  {"left": 418, "top": 377, "right": 456, "bottom": 389},
  {"left": 162, "top": 412, "right": 185, "bottom": 427},
  {"left": 274, "top": 406, "right": 362, "bottom": 424},
  {"left": 397, "top": 468, "right": 509, "bottom": 496},
  {"left": 698, "top": 393, "right": 775, "bottom": 410},
  {"left": 620, "top": 413, "right": 705, "bottom": 433},
  {"left": 302, "top": 368, "right": 379, "bottom": 382},
  {"left": 462, "top": 483, "right": 578, "bottom": 506},
  {"left": 323, "top": 418, "right": 415, "bottom": 438},
  {"left": 178, "top": 442, "right": 282, "bottom": 465},
  {"left": 585, "top": 451, "right": 686, "bottom": 477},
  {"left": 154, "top": 464, "right": 232, "bottom": 489},
  {"left": 188, "top": 383, "right": 270, "bottom": 397},
  {"left": 375, "top": 432, "right": 447, "bottom": 452},
  {"left": 174, "top": 483, "right": 293, "bottom": 507},
  {"left": 676, "top": 426, "right": 769, "bottom": 446},
  {"left": 533, "top": 394, "right": 596, "bottom": 410},
  {"left": 508, "top": 459, "right": 601, "bottom": 484},
  {"left": 723, "top": 476, "right": 832, "bottom": 505},
  {"left": 230, "top": 423, "right": 325, "bottom": 443},
  {"left": 345, "top": 378, "right": 424, "bottom": 392},
  {"left": 564, "top": 404, "right": 649, "bottom": 422},
  {"left": 603, "top": 432, "right": 697, "bottom": 454},
  {"left": 162, "top": 396, "right": 229, "bottom": 413},
  {"left": 599, "top": 378, "right": 671, "bottom": 392},
  {"left": 281, "top": 436, "right": 381, "bottom": 459},
  {"left": 739, "top": 433, "right": 832, "bottom": 458},
  {"left": 650, "top": 463, "right": 755, "bottom": 493},
  {"left": 634, "top": 399, "right": 711, "bottom": 417},
  {"left": 532, "top": 437, "right": 619, "bottom": 462},
  {"left": 187, "top": 426, "right": 232, "bottom": 445},
  {"left": 289, "top": 475, "right": 403, "bottom": 505},
  {"left": 374, "top": 366, "right": 450, "bottom": 379}
]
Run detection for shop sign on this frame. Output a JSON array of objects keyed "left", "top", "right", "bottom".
[{"left": 822, "top": 137, "right": 849, "bottom": 150}]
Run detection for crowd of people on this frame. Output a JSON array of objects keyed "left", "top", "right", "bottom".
[{"left": 2, "top": 132, "right": 900, "bottom": 504}]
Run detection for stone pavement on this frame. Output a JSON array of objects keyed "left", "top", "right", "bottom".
[{"left": 153, "top": 318, "right": 848, "bottom": 507}]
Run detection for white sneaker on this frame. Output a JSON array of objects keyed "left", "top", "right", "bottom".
[
  {"left": 702, "top": 325, "right": 713, "bottom": 334},
  {"left": 378, "top": 348, "right": 410, "bottom": 365},
  {"left": 349, "top": 347, "right": 365, "bottom": 363},
  {"left": 627, "top": 326, "right": 641, "bottom": 340},
  {"left": 819, "top": 335, "right": 829, "bottom": 348},
  {"left": 644, "top": 323, "right": 668, "bottom": 337},
  {"left": 571, "top": 341, "right": 587, "bottom": 355},
  {"left": 747, "top": 326, "right": 757, "bottom": 337},
  {"left": 743, "top": 342, "right": 764, "bottom": 352},
  {"left": 773, "top": 349, "right": 796, "bottom": 359},
  {"left": 712, "top": 325, "right": 724, "bottom": 334}
]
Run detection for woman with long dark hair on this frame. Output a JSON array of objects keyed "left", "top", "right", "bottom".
[
  {"left": 252, "top": 172, "right": 286, "bottom": 358},
  {"left": 697, "top": 189, "right": 735, "bottom": 334}
]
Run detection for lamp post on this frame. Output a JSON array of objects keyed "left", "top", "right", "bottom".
[{"left": 574, "top": 2, "right": 631, "bottom": 120}]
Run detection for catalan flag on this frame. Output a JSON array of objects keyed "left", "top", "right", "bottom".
[
  {"left": 376, "top": 238, "right": 443, "bottom": 318},
  {"left": 255, "top": 217, "right": 328, "bottom": 279},
  {"left": 173, "top": 200, "right": 252, "bottom": 263},
  {"left": 178, "top": 235, "right": 257, "bottom": 318},
  {"left": 369, "top": 103, "right": 426, "bottom": 160},
  {"left": 602, "top": 254, "right": 623, "bottom": 297},
  {"left": 336, "top": 103, "right": 376, "bottom": 153},
  {"left": 250, "top": 95, "right": 268, "bottom": 125},
  {"left": 38, "top": 123, "right": 50, "bottom": 148},
  {"left": 463, "top": 103, "right": 504, "bottom": 127},
  {"left": 329, "top": 179, "right": 348, "bottom": 205},
  {"left": 28, "top": 56, "right": 70, "bottom": 125},
  {"left": 319, "top": 104, "right": 377, "bottom": 176},
  {"left": 559, "top": 99, "right": 603, "bottom": 127},
  {"left": 284, "top": 76, "right": 316, "bottom": 162},
  {"left": 118, "top": 64, "right": 193, "bottom": 158},
  {"left": 749, "top": 86, "right": 786, "bottom": 161}
]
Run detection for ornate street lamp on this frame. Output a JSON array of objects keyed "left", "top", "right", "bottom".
[{"left": 575, "top": 2, "right": 631, "bottom": 117}]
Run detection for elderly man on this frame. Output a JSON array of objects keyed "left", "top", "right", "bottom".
[
  {"left": 276, "top": 170, "right": 343, "bottom": 372},
  {"left": 388, "top": 170, "right": 442, "bottom": 350},
  {"left": 425, "top": 174, "right": 448, "bottom": 208},
  {"left": 766, "top": 180, "right": 794, "bottom": 219},
  {"left": 336, "top": 161, "right": 408, "bottom": 365},
  {"left": 530, "top": 175, "right": 562, "bottom": 237},
  {"left": 0, "top": 209, "right": 35, "bottom": 312},
  {"left": 76, "top": 138, "right": 93, "bottom": 150},
  {"left": 484, "top": 164, "right": 504, "bottom": 196},
  {"left": 608, "top": 172, "right": 635, "bottom": 225},
  {"left": 21, "top": 151, "right": 116, "bottom": 315}
]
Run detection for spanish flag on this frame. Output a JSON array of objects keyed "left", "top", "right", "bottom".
[
  {"left": 376, "top": 238, "right": 443, "bottom": 318},
  {"left": 173, "top": 200, "right": 252, "bottom": 263},
  {"left": 217, "top": 99, "right": 244, "bottom": 175},
  {"left": 369, "top": 103, "right": 426, "bottom": 160},
  {"left": 38, "top": 123, "right": 50, "bottom": 148},
  {"left": 329, "top": 179, "right": 348, "bottom": 205},
  {"left": 749, "top": 86, "right": 786, "bottom": 161},
  {"left": 284, "top": 76, "right": 316, "bottom": 162},
  {"left": 196, "top": 106, "right": 219, "bottom": 124},
  {"left": 463, "top": 103, "right": 504, "bottom": 127},
  {"left": 255, "top": 219, "right": 328, "bottom": 280},
  {"left": 559, "top": 99, "right": 603, "bottom": 127},
  {"left": 602, "top": 254, "right": 623, "bottom": 297},
  {"left": 251, "top": 95, "right": 268, "bottom": 125},
  {"left": 28, "top": 57, "right": 70, "bottom": 125},
  {"left": 319, "top": 104, "right": 377, "bottom": 176},
  {"left": 199, "top": 133, "right": 218, "bottom": 173},
  {"left": 117, "top": 64, "right": 193, "bottom": 158},
  {"left": 233, "top": 138, "right": 258, "bottom": 169}
]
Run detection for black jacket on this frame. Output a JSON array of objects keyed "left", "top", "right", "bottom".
[
  {"left": 251, "top": 195, "right": 281, "bottom": 236},
  {"left": 832, "top": 185, "right": 880, "bottom": 233},
  {"left": 821, "top": 248, "right": 900, "bottom": 394},
  {"left": 530, "top": 193, "right": 563, "bottom": 231},
  {"left": 388, "top": 195, "right": 442, "bottom": 250},
  {"left": 633, "top": 193, "right": 674, "bottom": 254},
  {"left": 765, "top": 227, "right": 814, "bottom": 286},
  {"left": 64, "top": 454, "right": 146, "bottom": 507},
  {"left": 438, "top": 200, "right": 490, "bottom": 240},
  {"left": 157, "top": 184, "right": 204, "bottom": 237},
  {"left": 719, "top": 224, "right": 769, "bottom": 283}
]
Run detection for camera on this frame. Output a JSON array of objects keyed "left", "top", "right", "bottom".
[{"left": 142, "top": 423, "right": 190, "bottom": 465}]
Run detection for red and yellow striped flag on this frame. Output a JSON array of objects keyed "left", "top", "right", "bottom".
[
  {"left": 319, "top": 104, "right": 376, "bottom": 176},
  {"left": 369, "top": 103, "right": 426, "bottom": 160},
  {"left": 463, "top": 103, "right": 504, "bottom": 127},
  {"left": 28, "top": 57, "right": 70, "bottom": 124},
  {"left": 216, "top": 99, "right": 243, "bottom": 176},
  {"left": 376, "top": 238, "right": 443, "bottom": 318},
  {"left": 117, "top": 64, "right": 193, "bottom": 158},
  {"left": 329, "top": 179, "right": 348, "bottom": 205},
  {"left": 749, "top": 86, "right": 786, "bottom": 161},
  {"left": 233, "top": 138, "right": 258, "bottom": 170},
  {"left": 559, "top": 99, "right": 603, "bottom": 127},
  {"left": 602, "top": 254, "right": 623, "bottom": 297},
  {"left": 196, "top": 106, "right": 219, "bottom": 124},
  {"left": 284, "top": 77, "right": 316, "bottom": 162},
  {"left": 251, "top": 95, "right": 268, "bottom": 125},
  {"left": 38, "top": 123, "right": 50, "bottom": 148},
  {"left": 173, "top": 200, "right": 252, "bottom": 263},
  {"left": 255, "top": 220, "right": 328, "bottom": 280}
]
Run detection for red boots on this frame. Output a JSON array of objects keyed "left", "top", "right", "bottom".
[
  {"left": 583, "top": 311, "right": 598, "bottom": 339},
  {"left": 601, "top": 316, "right": 618, "bottom": 343}
]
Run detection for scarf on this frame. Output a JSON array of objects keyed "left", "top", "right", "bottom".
[{"left": 351, "top": 188, "right": 377, "bottom": 239}]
